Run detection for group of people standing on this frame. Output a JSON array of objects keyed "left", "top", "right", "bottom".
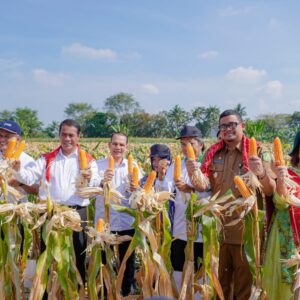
[{"left": 0, "top": 108, "right": 300, "bottom": 300}]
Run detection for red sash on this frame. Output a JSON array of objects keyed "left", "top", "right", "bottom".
[
  {"left": 43, "top": 145, "right": 94, "bottom": 183},
  {"left": 201, "top": 135, "right": 258, "bottom": 177},
  {"left": 288, "top": 169, "right": 300, "bottom": 246}
]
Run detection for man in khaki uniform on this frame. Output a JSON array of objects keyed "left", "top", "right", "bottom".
[{"left": 199, "top": 110, "right": 275, "bottom": 300}]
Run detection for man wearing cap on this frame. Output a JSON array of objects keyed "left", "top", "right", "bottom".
[
  {"left": 198, "top": 110, "right": 276, "bottom": 300},
  {"left": 160, "top": 125, "right": 210, "bottom": 295},
  {"left": 0, "top": 120, "right": 38, "bottom": 201},
  {"left": 12, "top": 119, "right": 100, "bottom": 285},
  {"left": 95, "top": 132, "right": 142, "bottom": 296}
]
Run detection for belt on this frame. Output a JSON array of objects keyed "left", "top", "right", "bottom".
[{"left": 68, "top": 205, "right": 87, "bottom": 210}]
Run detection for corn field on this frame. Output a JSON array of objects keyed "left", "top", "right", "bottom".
[{"left": 0, "top": 139, "right": 294, "bottom": 299}]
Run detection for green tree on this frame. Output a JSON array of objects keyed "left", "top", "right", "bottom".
[
  {"left": 234, "top": 103, "right": 247, "bottom": 118},
  {"left": 103, "top": 93, "right": 142, "bottom": 119},
  {"left": 43, "top": 121, "right": 59, "bottom": 138},
  {"left": 0, "top": 110, "right": 14, "bottom": 121},
  {"left": 14, "top": 107, "right": 43, "bottom": 137},
  {"left": 289, "top": 111, "right": 300, "bottom": 131},
  {"left": 83, "top": 112, "right": 117, "bottom": 137},
  {"left": 192, "top": 105, "right": 220, "bottom": 137},
  {"left": 64, "top": 102, "right": 95, "bottom": 127},
  {"left": 166, "top": 105, "right": 191, "bottom": 137}
]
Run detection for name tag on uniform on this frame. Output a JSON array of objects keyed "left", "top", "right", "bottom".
[{"left": 213, "top": 156, "right": 224, "bottom": 164}]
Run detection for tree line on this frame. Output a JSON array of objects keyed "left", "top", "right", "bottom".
[{"left": 1, "top": 92, "right": 300, "bottom": 143}]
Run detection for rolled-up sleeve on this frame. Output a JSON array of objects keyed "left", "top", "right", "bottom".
[{"left": 13, "top": 157, "right": 44, "bottom": 186}]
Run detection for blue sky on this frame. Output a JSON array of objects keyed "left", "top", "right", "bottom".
[{"left": 1, "top": 0, "right": 300, "bottom": 124}]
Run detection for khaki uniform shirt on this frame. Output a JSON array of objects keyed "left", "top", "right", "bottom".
[{"left": 207, "top": 142, "right": 272, "bottom": 244}]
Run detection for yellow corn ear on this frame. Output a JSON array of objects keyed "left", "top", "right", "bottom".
[
  {"left": 144, "top": 170, "right": 156, "bottom": 194},
  {"left": 273, "top": 137, "right": 285, "bottom": 166},
  {"left": 128, "top": 154, "right": 133, "bottom": 174},
  {"left": 5, "top": 137, "right": 17, "bottom": 159},
  {"left": 96, "top": 218, "right": 104, "bottom": 233},
  {"left": 12, "top": 140, "right": 26, "bottom": 160},
  {"left": 132, "top": 166, "right": 139, "bottom": 187},
  {"left": 234, "top": 176, "right": 252, "bottom": 199},
  {"left": 186, "top": 143, "right": 196, "bottom": 161},
  {"left": 249, "top": 137, "right": 257, "bottom": 157},
  {"left": 79, "top": 149, "right": 88, "bottom": 170},
  {"left": 108, "top": 156, "right": 114, "bottom": 171},
  {"left": 173, "top": 155, "right": 181, "bottom": 181}
]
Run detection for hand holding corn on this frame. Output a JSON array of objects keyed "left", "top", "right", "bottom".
[
  {"left": 157, "top": 159, "right": 170, "bottom": 181},
  {"left": 248, "top": 156, "right": 265, "bottom": 178},
  {"left": 101, "top": 169, "right": 114, "bottom": 186},
  {"left": 185, "top": 159, "right": 199, "bottom": 177}
]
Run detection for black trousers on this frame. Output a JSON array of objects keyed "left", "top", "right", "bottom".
[
  {"left": 171, "top": 239, "right": 203, "bottom": 272},
  {"left": 41, "top": 205, "right": 87, "bottom": 284},
  {"left": 102, "top": 229, "right": 135, "bottom": 296}
]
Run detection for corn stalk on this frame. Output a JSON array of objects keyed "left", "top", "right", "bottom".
[
  {"left": 29, "top": 205, "right": 84, "bottom": 300},
  {"left": 113, "top": 188, "right": 175, "bottom": 300}
]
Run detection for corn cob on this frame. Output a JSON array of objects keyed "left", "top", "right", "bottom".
[
  {"left": 79, "top": 149, "right": 88, "bottom": 170},
  {"left": 234, "top": 176, "right": 252, "bottom": 199},
  {"left": 108, "top": 156, "right": 114, "bottom": 171},
  {"left": 12, "top": 140, "right": 26, "bottom": 160},
  {"left": 144, "top": 170, "right": 157, "bottom": 194},
  {"left": 173, "top": 155, "right": 181, "bottom": 181},
  {"left": 5, "top": 137, "right": 17, "bottom": 159},
  {"left": 132, "top": 166, "right": 139, "bottom": 187},
  {"left": 128, "top": 154, "right": 133, "bottom": 175},
  {"left": 186, "top": 143, "right": 196, "bottom": 161},
  {"left": 96, "top": 218, "right": 104, "bottom": 233},
  {"left": 249, "top": 137, "right": 257, "bottom": 157},
  {"left": 273, "top": 137, "right": 285, "bottom": 166}
]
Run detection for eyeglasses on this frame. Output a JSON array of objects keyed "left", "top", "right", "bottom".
[{"left": 219, "top": 122, "right": 240, "bottom": 131}]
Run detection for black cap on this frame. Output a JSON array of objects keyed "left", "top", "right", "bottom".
[
  {"left": 150, "top": 144, "right": 171, "bottom": 158},
  {"left": 176, "top": 125, "right": 202, "bottom": 140},
  {"left": 289, "top": 131, "right": 300, "bottom": 157}
]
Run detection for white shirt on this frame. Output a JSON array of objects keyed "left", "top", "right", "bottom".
[
  {"left": 0, "top": 151, "right": 36, "bottom": 202},
  {"left": 94, "top": 158, "right": 141, "bottom": 232},
  {"left": 14, "top": 148, "right": 100, "bottom": 206},
  {"left": 161, "top": 160, "right": 210, "bottom": 242}
]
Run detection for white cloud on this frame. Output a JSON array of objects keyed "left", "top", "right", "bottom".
[
  {"left": 141, "top": 84, "right": 160, "bottom": 95},
  {"left": 264, "top": 80, "right": 283, "bottom": 97},
  {"left": 32, "top": 69, "right": 69, "bottom": 86},
  {"left": 219, "top": 6, "right": 249, "bottom": 17},
  {"left": 61, "top": 43, "right": 117, "bottom": 60},
  {"left": 198, "top": 50, "right": 219, "bottom": 60},
  {"left": 226, "top": 66, "right": 267, "bottom": 83}
]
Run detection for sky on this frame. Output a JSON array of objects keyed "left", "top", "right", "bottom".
[{"left": 0, "top": 0, "right": 300, "bottom": 125}]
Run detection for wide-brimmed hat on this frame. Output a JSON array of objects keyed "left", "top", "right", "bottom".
[
  {"left": 176, "top": 125, "right": 202, "bottom": 140},
  {"left": 289, "top": 131, "right": 300, "bottom": 157}
]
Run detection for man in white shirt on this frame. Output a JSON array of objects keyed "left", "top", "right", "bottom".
[
  {"left": 94, "top": 132, "right": 141, "bottom": 296},
  {"left": 0, "top": 120, "right": 38, "bottom": 201},
  {"left": 13, "top": 119, "right": 100, "bottom": 284}
]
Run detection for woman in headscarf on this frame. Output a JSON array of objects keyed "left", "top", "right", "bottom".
[{"left": 263, "top": 131, "right": 300, "bottom": 300}]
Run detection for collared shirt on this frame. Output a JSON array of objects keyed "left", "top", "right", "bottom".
[
  {"left": 0, "top": 151, "right": 35, "bottom": 202},
  {"left": 207, "top": 143, "right": 273, "bottom": 244},
  {"left": 13, "top": 148, "right": 100, "bottom": 206},
  {"left": 161, "top": 159, "right": 210, "bottom": 242},
  {"left": 94, "top": 158, "right": 142, "bottom": 231}
]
